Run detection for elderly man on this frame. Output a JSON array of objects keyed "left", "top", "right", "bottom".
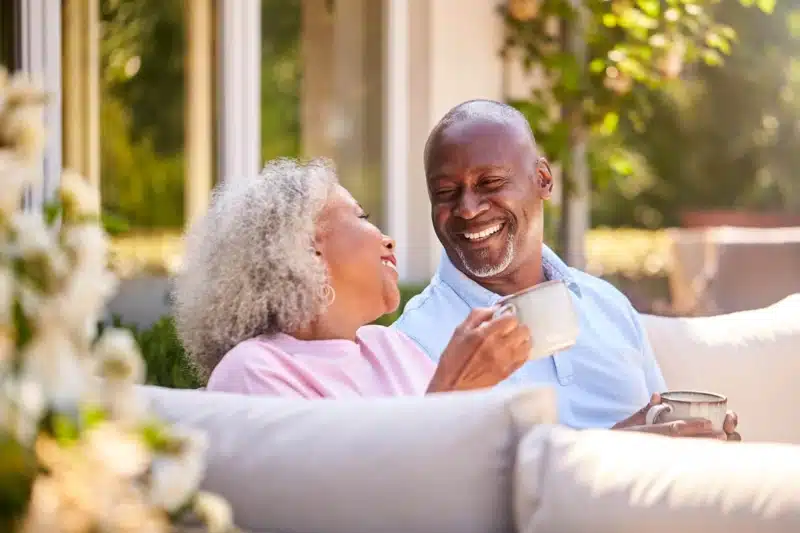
[{"left": 394, "top": 99, "right": 738, "bottom": 438}]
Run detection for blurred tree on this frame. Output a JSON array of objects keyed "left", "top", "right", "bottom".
[
  {"left": 99, "top": 0, "right": 303, "bottom": 230},
  {"left": 99, "top": 0, "right": 185, "bottom": 229},
  {"left": 602, "top": 1, "right": 800, "bottom": 227},
  {"left": 502, "top": 0, "right": 774, "bottom": 257},
  {"left": 260, "top": 0, "right": 302, "bottom": 161}
]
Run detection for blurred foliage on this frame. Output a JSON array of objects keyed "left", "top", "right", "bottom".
[
  {"left": 108, "top": 316, "right": 203, "bottom": 389},
  {"left": 598, "top": 1, "right": 800, "bottom": 226},
  {"left": 99, "top": 0, "right": 302, "bottom": 230},
  {"left": 99, "top": 0, "right": 793, "bottom": 239},
  {"left": 502, "top": 0, "right": 769, "bottom": 167},
  {"left": 503, "top": 0, "right": 777, "bottom": 229}
]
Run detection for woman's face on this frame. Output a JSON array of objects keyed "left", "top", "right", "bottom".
[{"left": 315, "top": 185, "right": 400, "bottom": 324}]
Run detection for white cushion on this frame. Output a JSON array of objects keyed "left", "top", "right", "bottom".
[
  {"left": 515, "top": 425, "right": 800, "bottom": 533},
  {"left": 140, "top": 386, "right": 556, "bottom": 533},
  {"left": 642, "top": 294, "right": 800, "bottom": 444}
]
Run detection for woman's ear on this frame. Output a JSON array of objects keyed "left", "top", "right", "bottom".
[
  {"left": 312, "top": 230, "right": 324, "bottom": 258},
  {"left": 536, "top": 157, "right": 554, "bottom": 200}
]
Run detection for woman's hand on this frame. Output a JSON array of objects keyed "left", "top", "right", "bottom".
[{"left": 427, "top": 307, "right": 532, "bottom": 393}]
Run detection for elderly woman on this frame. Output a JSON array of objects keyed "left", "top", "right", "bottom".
[{"left": 174, "top": 158, "right": 531, "bottom": 398}]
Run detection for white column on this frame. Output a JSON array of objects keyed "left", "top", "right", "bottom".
[
  {"left": 18, "top": 0, "right": 62, "bottom": 209},
  {"left": 388, "top": 0, "right": 506, "bottom": 282},
  {"left": 62, "top": 0, "right": 100, "bottom": 189},
  {"left": 383, "top": 0, "right": 410, "bottom": 280},
  {"left": 185, "top": 0, "right": 214, "bottom": 227},
  {"left": 217, "top": 0, "right": 261, "bottom": 182}
]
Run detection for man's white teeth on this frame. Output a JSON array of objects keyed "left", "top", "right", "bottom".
[
  {"left": 382, "top": 260, "right": 398, "bottom": 272},
  {"left": 464, "top": 224, "right": 503, "bottom": 241}
]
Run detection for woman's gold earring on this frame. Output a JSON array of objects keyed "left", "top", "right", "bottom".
[{"left": 321, "top": 284, "right": 336, "bottom": 306}]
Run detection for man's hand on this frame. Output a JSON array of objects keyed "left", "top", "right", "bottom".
[
  {"left": 613, "top": 393, "right": 741, "bottom": 441},
  {"left": 427, "top": 308, "right": 531, "bottom": 393}
]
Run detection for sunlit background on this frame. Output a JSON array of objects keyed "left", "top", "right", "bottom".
[{"left": 1, "top": 0, "right": 797, "bottom": 368}]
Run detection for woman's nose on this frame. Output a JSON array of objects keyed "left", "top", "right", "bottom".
[{"left": 382, "top": 235, "right": 396, "bottom": 251}]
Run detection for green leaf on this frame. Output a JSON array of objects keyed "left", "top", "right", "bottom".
[
  {"left": 589, "top": 59, "right": 606, "bottom": 74},
  {"left": 635, "top": 0, "right": 660, "bottom": 18},
  {"left": 602, "top": 13, "right": 617, "bottom": 27},
  {"left": 43, "top": 202, "right": 62, "bottom": 226},
  {"left": 755, "top": 0, "right": 776, "bottom": 14},
  {"left": 720, "top": 26, "right": 737, "bottom": 41},
  {"left": 600, "top": 112, "right": 620, "bottom": 135},
  {"left": 702, "top": 49, "right": 724, "bottom": 66},
  {"left": 0, "top": 432, "right": 38, "bottom": 531},
  {"left": 705, "top": 32, "right": 731, "bottom": 54},
  {"left": 11, "top": 300, "right": 32, "bottom": 354},
  {"left": 788, "top": 10, "right": 800, "bottom": 39},
  {"left": 101, "top": 212, "right": 130, "bottom": 236}
]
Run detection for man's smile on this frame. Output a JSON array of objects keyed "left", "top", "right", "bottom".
[{"left": 453, "top": 221, "right": 509, "bottom": 248}]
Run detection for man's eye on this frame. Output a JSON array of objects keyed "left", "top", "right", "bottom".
[
  {"left": 359, "top": 212, "right": 371, "bottom": 220},
  {"left": 482, "top": 177, "right": 506, "bottom": 189},
  {"left": 435, "top": 189, "right": 456, "bottom": 200}
]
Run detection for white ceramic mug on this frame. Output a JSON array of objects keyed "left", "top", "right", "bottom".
[
  {"left": 494, "top": 280, "right": 580, "bottom": 361},
  {"left": 645, "top": 390, "right": 728, "bottom": 433}
]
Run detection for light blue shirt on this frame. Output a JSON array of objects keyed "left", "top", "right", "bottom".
[{"left": 393, "top": 246, "right": 667, "bottom": 429}]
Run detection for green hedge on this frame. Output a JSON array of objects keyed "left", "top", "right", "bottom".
[
  {"left": 110, "top": 316, "right": 203, "bottom": 389},
  {"left": 117, "top": 284, "right": 427, "bottom": 389}
]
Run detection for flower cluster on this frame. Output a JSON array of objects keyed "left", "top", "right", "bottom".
[{"left": 0, "top": 68, "right": 236, "bottom": 532}]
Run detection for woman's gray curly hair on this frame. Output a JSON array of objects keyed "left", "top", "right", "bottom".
[{"left": 173, "top": 157, "right": 338, "bottom": 376}]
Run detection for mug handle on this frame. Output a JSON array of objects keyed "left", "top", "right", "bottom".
[
  {"left": 493, "top": 302, "right": 517, "bottom": 319},
  {"left": 645, "top": 403, "right": 673, "bottom": 426}
]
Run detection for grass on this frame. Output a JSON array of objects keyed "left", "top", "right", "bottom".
[{"left": 110, "top": 228, "right": 673, "bottom": 280}]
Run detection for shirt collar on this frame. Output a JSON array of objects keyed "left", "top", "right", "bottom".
[{"left": 436, "top": 245, "right": 582, "bottom": 309}]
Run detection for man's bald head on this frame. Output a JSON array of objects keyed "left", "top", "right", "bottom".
[{"left": 424, "top": 99, "right": 537, "bottom": 175}]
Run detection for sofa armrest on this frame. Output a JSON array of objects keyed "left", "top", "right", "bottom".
[
  {"left": 515, "top": 425, "right": 800, "bottom": 533},
  {"left": 642, "top": 294, "right": 800, "bottom": 443}
]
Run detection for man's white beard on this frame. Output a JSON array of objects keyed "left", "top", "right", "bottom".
[{"left": 456, "top": 232, "right": 516, "bottom": 278}]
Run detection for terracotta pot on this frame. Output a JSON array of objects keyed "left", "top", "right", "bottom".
[{"left": 680, "top": 210, "right": 800, "bottom": 229}]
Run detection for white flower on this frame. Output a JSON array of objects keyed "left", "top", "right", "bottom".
[
  {"left": 194, "top": 491, "right": 235, "bottom": 533},
  {"left": 60, "top": 170, "right": 100, "bottom": 219},
  {"left": 20, "top": 327, "right": 89, "bottom": 409},
  {"left": 0, "top": 331, "right": 11, "bottom": 371},
  {"left": 0, "top": 98, "right": 46, "bottom": 162},
  {"left": 0, "top": 262, "right": 12, "bottom": 325},
  {"left": 9, "top": 212, "right": 69, "bottom": 293},
  {"left": 88, "top": 377, "right": 149, "bottom": 422},
  {"left": 93, "top": 328, "right": 145, "bottom": 385},
  {"left": 10, "top": 211, "right": 52, "bottom": 256},
  {"left": 85, "top": 423, "right": 152, "bottom": 479},
  {"left": 0, "top": 375, "right": 46, "bottom": 444},
  {"left": 62, "top": 223, "right": 109, "bottom": 267},
  {"left": 32, "top": 266, "right": 117, "bottom": 341},
  {"left": 0, "top": 151, "right": 34, "bottom": 217},
  {"left": 147, "top": 428, "right": 208, "bottom": 512}
]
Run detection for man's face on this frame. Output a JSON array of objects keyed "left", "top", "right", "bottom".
[{"left": 426, "top": 119, "right": 550, "bottom": 280}]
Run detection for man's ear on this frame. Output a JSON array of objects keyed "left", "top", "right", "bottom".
[{"left": 536, "top": 157, "right": 554, "bottom": 200}]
